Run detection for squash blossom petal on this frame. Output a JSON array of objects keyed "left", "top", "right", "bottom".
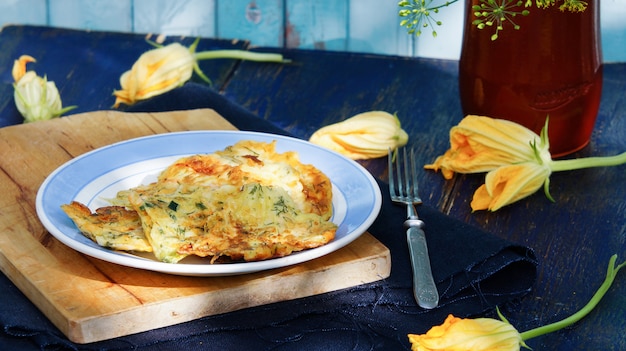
[
  {"left": 12, "top": 57, "right": 76, "bottom": 123},
  {"left": 425, "top": 115, "right": 549, "bottom": 179},
  {"left": 426, "top": 115, "right": 625, "bottom": 211},
  {"left": 309, "top": 111, "right": 409, "bottom": 160},
  {"left": 113, "top": 42, "right": 194, "bottom": 108},
  {"left": 12, "top": 55, "right": 36, "bottom": 82},
  {"left": 471, "top": 162, "right": 551, "bottom": 211},
  {"left": 408, "top": 314, "right": 523, "bottom": 351}
]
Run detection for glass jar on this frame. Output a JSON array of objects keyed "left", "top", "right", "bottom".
[{"left": 459, "top": 0, "right": 602, "bottom": 157}]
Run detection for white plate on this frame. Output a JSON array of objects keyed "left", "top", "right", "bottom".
[{"left": 36, "top": 131, "right": 382, "bottom": 276}]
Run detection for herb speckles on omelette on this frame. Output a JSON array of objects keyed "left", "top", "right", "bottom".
[{"left": 61, "top": 140, "right": 337, "bottom": 263}]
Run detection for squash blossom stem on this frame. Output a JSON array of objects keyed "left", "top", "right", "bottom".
[
  {"left": 549, "top": 151, "right": 626, "bottom": 172},
  {"left": 520, "top": 254, "right": 625, "bottom": 341},
  {"left": 113, "top": 42, "right": 289, "bottom": 107},
  {"left": 194, "top": 50, "right": 288, "bottom": 63}
]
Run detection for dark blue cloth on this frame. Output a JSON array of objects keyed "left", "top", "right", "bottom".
[{"left": 0, "top": 83, "right": 537, "bottom": 350}]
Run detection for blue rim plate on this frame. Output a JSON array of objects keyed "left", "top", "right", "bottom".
[{"left": 35, "top": 131, "right": 382, "bottom": 276}]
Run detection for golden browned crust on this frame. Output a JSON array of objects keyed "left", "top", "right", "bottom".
[
  {"left": 60, "top": 201, "right": 152, "bottom": 252},
  {"left": 61, "top": 140, "right": 337, "bottom": 264},
  {"left": 158, "top": 140, "right": 333, "bottom": 219}
]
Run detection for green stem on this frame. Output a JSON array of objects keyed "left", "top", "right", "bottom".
[
  {"left": 429, "top": 0, "right": 460, "bottom": 11},
  {"left": 194, "top": 50, "right": 287, "bottom": 63},
  {"left": 520, "top": 255, "right": 625, "bottom": 341},
  {"left": 549, "top": 152, "right": 626, "bottom": 172},
  {"left": 56, "top": 105, "right": 78, "bottom": 117}
]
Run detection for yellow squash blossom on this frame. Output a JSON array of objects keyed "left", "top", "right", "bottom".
[
  {"left": 409, "top": 255, "right": 625, "bottom": 350},
  {"left": 426, "top": 115, "right": 626, "bottom": 211},
  {"left": 471, "top": 162, "right": 552, "bottom": 211},
  {"left": 113, "top": 39, "right": 287, "bottom": 107},
  {"left": 424, "top": 115, "right": 548, "bottom": 179},
  {"left": 12, "top": 55, "right": 76, "bottom": 123},
  {"left": 113, "top": 42, "right": 194, "bottom": 107},
  {"left": 408, "top": 314, "right": 523, "bottom": 351},
  {"left": 309, "top": 111, "right": 409, "bottom": 160}
]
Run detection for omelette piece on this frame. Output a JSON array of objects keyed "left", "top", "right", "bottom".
[
  {"left": 156, "top": 139, "right": 333, "bottom": 220},
  {"left": 125, "top": 182, "right": 336, "bottom": 263},
  {"left": 60, "top": 201, "right": 152, "bottom": 252},
  {"left": 181, "top": 183, "right": 337, "bottom": 262},
  {"left": 124, "top": 182, "right": 202, "bottom": 263}
]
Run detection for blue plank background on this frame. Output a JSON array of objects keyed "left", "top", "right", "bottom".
[
  {"left": 0, "top": 0, "right": 623, "bottom": 62},
  {"left": 218, "top": 0, "right": 283, "bottom": 47}
]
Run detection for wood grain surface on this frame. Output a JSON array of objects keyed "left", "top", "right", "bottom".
[
  {"left": 0, "top": 109, "right": 390, "bottom": 343},
  {"left": 225, "top": 50, "right": 626, "bottom": 350}
]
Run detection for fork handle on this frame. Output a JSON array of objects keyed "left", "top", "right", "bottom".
[{"left": 406, "top": 220, "right": 439, "bottom": 309}]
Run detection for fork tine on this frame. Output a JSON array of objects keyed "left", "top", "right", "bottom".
[
  {"left": 388, "top": 149, "right": 396, "bottom": 197},
  {"left": 402, "top": 147, "right": 410, "bottom": 199},
  {"left": 409, "top": 148, "right": 421, "bottom": 201},
  {"left": 389, "top": 147, "right": 421, "bottom": 202},
  {"left": 388, "top": 147, "right": 422, "bottom": 203},
  {"left": 389, "top": 147, "right": 413, "bottom": 200},
  {"left": 392, "top": 147, "right": 401, "bottom": 198}
]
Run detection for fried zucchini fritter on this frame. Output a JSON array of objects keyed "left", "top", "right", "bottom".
[
  {"left": 61, "top": 140, "right": 337, "bottom": 264},
  {"left": 60, "top": 201, "right": 152, "bottom": 252}
]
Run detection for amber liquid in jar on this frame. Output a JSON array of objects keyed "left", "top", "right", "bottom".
[{"left": 459, "top": 1, "right": 602, "bottom": 157}]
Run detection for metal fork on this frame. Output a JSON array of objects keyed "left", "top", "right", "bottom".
[{"left": 388, "top": 147, "right": 439, "bottom": 309}]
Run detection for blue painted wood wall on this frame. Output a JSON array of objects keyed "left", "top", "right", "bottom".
[{"left": 0, "top": 0, "right": 624, "bottom": 62}]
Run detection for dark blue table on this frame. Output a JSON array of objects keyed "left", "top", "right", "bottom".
[
  {"left": 227, "top": 48, "right": 626, "bottom": 350},
  {"left": 1, "top": 25, "right": 624, "bottom": 350}
]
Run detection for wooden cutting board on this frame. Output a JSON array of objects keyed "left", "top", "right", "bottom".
[{"left": 0, "top": 109, "right": 390, "bottom": 344}]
